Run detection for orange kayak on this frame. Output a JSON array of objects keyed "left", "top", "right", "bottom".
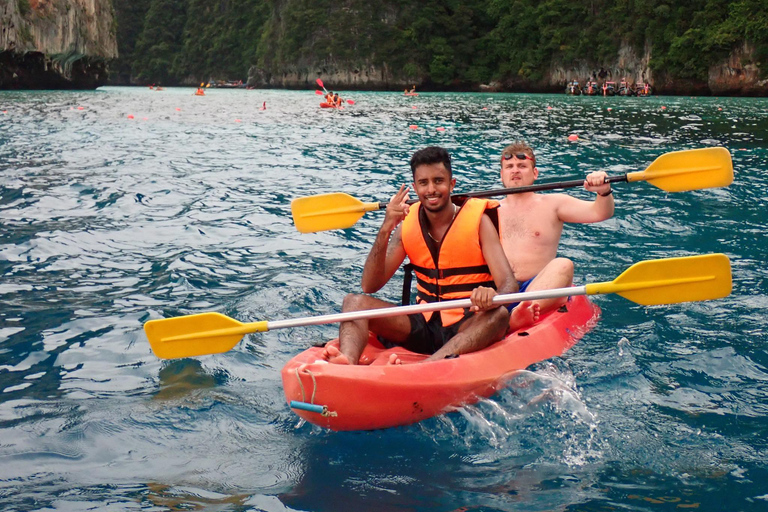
[
  {"left": 281, "top": 295, "right": 599, "bottom": 431},
  {"left": 319, "top": 102, "right": 338, "bottom": 108}
]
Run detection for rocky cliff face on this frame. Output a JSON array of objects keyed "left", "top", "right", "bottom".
[
  {"left": 534, "top": 41, "right": 765, "bottom": 96},
  {"left": 1, "top": 0, "right": 117, "bottom": 89},
  {"left": 708, "top": 42, "right": 767, "bottom": 96},
  {"left": 248, "top": 37, "right": 766, "bottom": 96},
  {"left": 248, "top": 61, "right": 413, "bottom": 91}
]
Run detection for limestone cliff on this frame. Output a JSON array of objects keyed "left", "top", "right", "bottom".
[
  {"left": 249, "top": 40, "right": 766, "bottom": 96},
  {"left": 1, "top": 0, "right": 117, "bottom": 89},
  {"left": 510, "top": 41, "right": 766, "bottom": 96}
]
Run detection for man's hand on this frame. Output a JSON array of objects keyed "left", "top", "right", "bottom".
[
  {"left": 469, "top": 286, "right": 498, "bottom": 312},
  {"left": 382, "top": 184, "right": 411, "bottom": 232},
  {"left": 584, "top": 170, "right": 611, "bottom": 196}
]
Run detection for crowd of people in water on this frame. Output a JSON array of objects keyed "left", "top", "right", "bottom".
[{"left": 566, "top": 78, "right": 652, "bottom": 96}]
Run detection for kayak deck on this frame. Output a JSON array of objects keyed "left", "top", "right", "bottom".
[{"left": 281, "top": 295, "right": 600, "bottom": 431}]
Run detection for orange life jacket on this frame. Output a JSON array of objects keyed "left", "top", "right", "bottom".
[{"left": 401, "top": 198, "right": 498, "bottom": 326}]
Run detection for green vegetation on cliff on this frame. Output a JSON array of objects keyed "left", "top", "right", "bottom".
[{"left": 113, "top": 0, "right": 767, "bottom": 89}]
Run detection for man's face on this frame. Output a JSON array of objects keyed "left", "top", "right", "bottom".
[
  {"left": 500, "top": 155, "right": 538, "bottom": 187},
  {"left": 412, "top": 162, "right": 455, "bottom": 212}
]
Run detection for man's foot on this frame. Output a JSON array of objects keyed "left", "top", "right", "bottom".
[
  {"left": 321, "top": 344, "right": 352, "bottom": 365},
  {"left": 509, "top": 301, "right": 540, "bottom": 331}
]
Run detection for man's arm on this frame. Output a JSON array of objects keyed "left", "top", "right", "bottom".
[
  {"left": 360, "top": 185, "right": 409, "bottom": 293},
  {"left": 468, "top": 213, "right": 519, "bottom": 312},
  {"left": 556, "top": 170, "right": 615, "bottom": 224},
  {"left": 360, "top": 224, "right": 406, "bottom": 293}
]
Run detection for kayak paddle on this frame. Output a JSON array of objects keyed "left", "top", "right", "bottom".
[
  {"left": 145, "top": 254, "right": 731, "bottom": 359},
  {"left": 291, "top": 147, "right": 733, "bottom": 233}
]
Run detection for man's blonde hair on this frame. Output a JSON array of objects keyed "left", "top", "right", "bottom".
[{"left": 500, "top": 142, "right": 536, "bottom": 167}]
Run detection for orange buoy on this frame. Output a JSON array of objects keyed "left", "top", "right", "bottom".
[
  {"left": 127, "top": 114, "right": 134, "bottom": 119},
  {"left": 436, "top": 127, "right": 445, "bottom": 132},
  {"left": 409, "top": 125, "right": 418, "bottom": 130},
  {"left": 568, "top": 134, "right": 578, "bottom": 141}
]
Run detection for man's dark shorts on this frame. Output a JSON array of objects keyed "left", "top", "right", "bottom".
[{"left": 380, "top": 310, "right": 474, "bottom": 355}]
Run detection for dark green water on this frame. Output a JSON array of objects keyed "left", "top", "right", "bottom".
[{"left": 1, "top": 87, "right": 767, "bottom": 511}]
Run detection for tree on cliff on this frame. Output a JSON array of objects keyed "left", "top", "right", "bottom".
[
  {"left": 114, "top": 0, "right": 768, "bottom": 91},
  {"left": 132, "top": 0, "right": 188, "bottom": 84}
]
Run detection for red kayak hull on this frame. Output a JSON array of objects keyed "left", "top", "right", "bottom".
[
  {"left": 281, "top": 295, "right": 600, "bottom": 431},
  {"left": 319, "top": 102, "right": 337, "bottom": 108}
]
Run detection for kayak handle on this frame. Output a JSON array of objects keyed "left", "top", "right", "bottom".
[{"left": 290, "top": 400, "right": 338, "bottom": 417}]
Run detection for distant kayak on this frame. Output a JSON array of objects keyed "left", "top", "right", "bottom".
[
  {"left": 319, "top": 102, "right": 338, "bottom": 108},
  {"left": 282, "top": 294, "right": 599, "bottom": 431},
  {"left": 404, "top": 93, "right": 419, "bottom": 96}
]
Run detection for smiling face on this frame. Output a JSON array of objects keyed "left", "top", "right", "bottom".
[
  {"left": 412, "top": 162, "right": 456, "bottom": 213},
  {"left": 500, "top": 155, "right": 538, "bottom": 187}
]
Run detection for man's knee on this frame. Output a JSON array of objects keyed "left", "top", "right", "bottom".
[
  {"left": 342, "top": 293, "right": 367, "bottom": 312},
  {"left": 552, "top": 257, "right": 574, "bottom": 277}
]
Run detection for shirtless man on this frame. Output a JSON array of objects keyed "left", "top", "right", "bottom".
[
  {"left": 323, "top": 146, "right": 539, "bottom": 365},
  {"left": 498, "top": 142, "right": 614, "bottom": 312}
]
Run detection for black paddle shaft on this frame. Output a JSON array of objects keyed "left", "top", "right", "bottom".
[{"left": 387, "top": 174, "right": 628, "bottom": 207}]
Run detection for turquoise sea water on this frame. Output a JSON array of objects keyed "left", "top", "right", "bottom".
[{"left": 1, "top": 87, "right": 767, "bottom": 511}]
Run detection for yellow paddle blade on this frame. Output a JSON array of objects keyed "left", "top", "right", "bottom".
[
  {"left": 145, "top": 312, "right": 268, "bottom": 359},
  {"left": 291, "top": 193, "right": 382, "bottom": 233},
  {"left": 585, "top": 253, "right": 731, "bottom": 305},
  {"left": 628, "top": 147, "right": 733, "bottom": 192}
]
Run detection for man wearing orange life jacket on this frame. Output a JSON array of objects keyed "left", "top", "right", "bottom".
[{"left": 322, "top": 146, "right": 540, "bottom": 366}]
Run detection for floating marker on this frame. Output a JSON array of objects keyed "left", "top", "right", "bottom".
[
  {"left": 127, "top": 114, "right": 134, "bottom": 119},
  {"left": 436, "top": 127, "right": 445, "bottom": 132},
  {"left": 235, "top": 119, "right": 241, "bottom": 123},
  {"left": 77, "top": 106, "right": 84, "bottom": 110},
  {"left": 412, "top": 106, "right": 417, "bottom": 109},
  {"left": 568, "top": 134, "right": 579, "bottom": 141},
  {"left": 176, "top": 108, "right": 181, "bottom": 111},
  {"left": 409, "top": 125, "right": 418, "bottom": 130},
  {"left": 547, "top": 106, "right": 553, "bottom": 110},
  {"left": 607, "top": 107, "right": 612, "bottom": 111},
  {"left": 661, "top": 106, "right": 667, "bottom": 110}
]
